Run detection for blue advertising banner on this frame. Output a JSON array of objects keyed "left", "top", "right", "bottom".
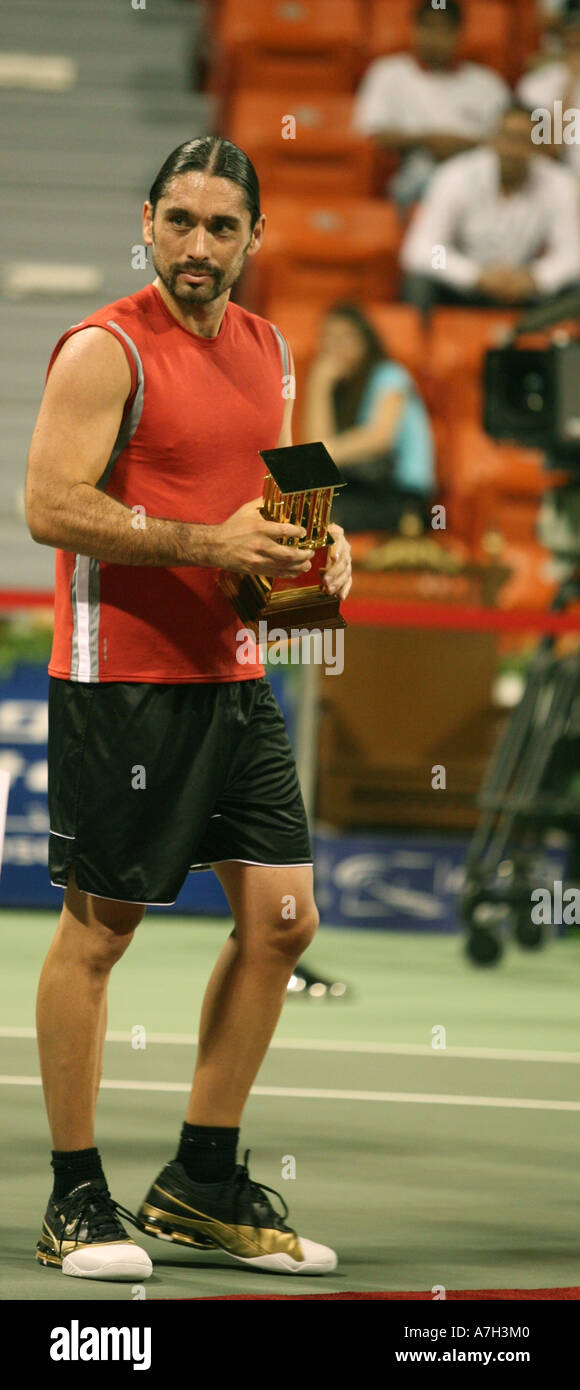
[
  {"left": 313, "top": 830, "right": 567, "bottom": 933},
  {"left": 0, "top": 662, "right": 53, "bottom": 908}
]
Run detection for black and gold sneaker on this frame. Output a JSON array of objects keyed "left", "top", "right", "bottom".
[
  {"left": 36, "top": 1178, "right": 153, "bottom": 1280},
  {"left": 136, "top": 1150, "right": 337, "bottom": 1274}
]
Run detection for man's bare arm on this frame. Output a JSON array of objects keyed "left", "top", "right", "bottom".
[{"left": 25, "top": 328, "right": 313, "bottom": 577}]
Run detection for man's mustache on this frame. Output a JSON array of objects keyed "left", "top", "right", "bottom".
[{"left": 177, "top": 264, "right": 217, "bottom": 276}]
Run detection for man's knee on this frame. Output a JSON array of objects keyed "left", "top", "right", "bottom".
[
  {"left": 86, "top": 916, "right": 139, "bottom": 971},
  {"left": 268, "top": 902, "right": 320, "bottom": 962},
  {"left": 63, "top": 875, "right": 144, "bottom": 971}
]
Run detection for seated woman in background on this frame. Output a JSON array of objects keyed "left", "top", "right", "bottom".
[{"left": 303, "top": 301, "right": 435, "bottom": 534}]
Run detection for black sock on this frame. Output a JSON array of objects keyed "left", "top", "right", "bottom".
[
  {"left": 176, "top": 1123, "right": 239, "bottom": 1183},
  {"left": 51, "top": 1147, "right": 105, "bottom": 1201}
]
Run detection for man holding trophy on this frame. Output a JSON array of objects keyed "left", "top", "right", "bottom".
[{"left": 25, "top": 136, "right": 351, "bottom": 1281}]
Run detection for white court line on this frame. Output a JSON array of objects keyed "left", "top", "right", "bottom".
[
  {"left": 1, "top": 1075, "right": 579, "bottom": 1112},
  {"left": 1, "top": 1027, "right": 580, "bottom": 1064}
]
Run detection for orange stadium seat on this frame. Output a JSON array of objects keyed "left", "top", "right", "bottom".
[
  {"left": 209, "top": 0, "right": 366, "bottom": 123},
  {"left": 444, "top": 422, "right": 549, "bottom": 546},
  {"left": 367, "top": 0, "right": 515, "bottom": 81},
  {"left": 264, "top": 298, "right": 428, "bottom": 441},
  {"left": 427, "top": 311, "right": 580, "bottom": 498},
  {"left": 426, "top": 310, "right": 580, "bottom": 442},
  {"left": 426, "top": 307, "right": 519, "bottom": 425},
  {"left": 238, "top": 194, "right": 403, "bottom": 315},
  {"left": 223, "top": 90, "right": 376, "bottom": 197}
]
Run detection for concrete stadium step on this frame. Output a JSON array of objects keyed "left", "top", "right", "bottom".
[
  {"left": 1, "top": 91, "right": 208, "bottom": 194},
  {"left": 1, "top": 88, "right": 208, "bottom": 149},
  {"left": 1, "top": 1, "right": 199, "bottom": 93},
  {"left": 0, "top": 297, "right": 153, "bottom": 402},
  {"left": 0, "top": 0, "right": 207, "bottom": 588}
]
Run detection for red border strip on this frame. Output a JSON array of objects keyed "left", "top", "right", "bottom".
[
  {"left": 157, "top": 1287, "right": 580, "bottom": 1300},
  {"left": 0, "top": 591, "right": 53, "bottom": 608},
  {"left": 343, "top": 598, "right": 580, "bottom": 634},
  {"left": 3, "top": 591, "right": 580, "bottom": 634}
]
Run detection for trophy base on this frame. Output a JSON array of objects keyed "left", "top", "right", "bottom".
[{"left": 220, "top": 570, "right": 346, "bottom": 636}]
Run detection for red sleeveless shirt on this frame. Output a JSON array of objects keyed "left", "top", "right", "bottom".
[{"left": 46, "top": 283, "right": 291, "bottom": 683}]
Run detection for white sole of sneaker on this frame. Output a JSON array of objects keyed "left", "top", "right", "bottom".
[
  {"left": 139, "top": 1226, "right": 337, "bottom": 1275},
  {"left": 61, "top": 1245, "right": 153, "bottom": 1281}
]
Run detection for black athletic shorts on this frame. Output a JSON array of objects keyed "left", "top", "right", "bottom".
[{"left": 47, "top": 676, "right": 312, "bottom": 905}]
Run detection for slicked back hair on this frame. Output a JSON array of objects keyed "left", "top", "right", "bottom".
[{"left": 148, "top": 137, "right": 261, "bottom": 230}]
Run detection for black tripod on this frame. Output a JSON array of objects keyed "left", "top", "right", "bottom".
[{"left": 461, "top": 564, "right": 580, "bottom": 965}]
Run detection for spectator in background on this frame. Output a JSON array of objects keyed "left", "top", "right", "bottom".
[
  {"left": 401, "top": 103, "right": 580, "bottom": 315},
  {"left": 540, "top": 0, "right": 574, "bottom": 21},
  {"left": 303, "top": 303, "right": 434, "bottom": 534},
  {"left": 518, "top": 1, "right": 580, "bottom": 176},
  {"left": 352, "top": 0, "right": 510, "bottom": 209}
]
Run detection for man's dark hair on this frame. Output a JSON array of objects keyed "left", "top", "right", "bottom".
[
  {"left": 149, "top": 137, "right": 261, "bottom": 229},
  {"left": 415, "top": 1, "right": 463, "bottom": 26}
]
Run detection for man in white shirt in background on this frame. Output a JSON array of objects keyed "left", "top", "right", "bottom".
[
  {"left": 400, "top": 103, "right": 580, "bottom": 316},
  {"left": 352, "top": 0, "right": 510, "bottom": 209},
  {"left": 518, "top": 0, "right": 580, "bottom": 177}
]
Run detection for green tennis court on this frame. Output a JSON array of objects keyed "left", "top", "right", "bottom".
[{"left": 1, "top": 911, "right": 579, "bottom": 1301}]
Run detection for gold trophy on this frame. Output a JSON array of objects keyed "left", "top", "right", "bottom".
[{"left": 219, "top": 442, "right": 347, "bottom": 634}]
